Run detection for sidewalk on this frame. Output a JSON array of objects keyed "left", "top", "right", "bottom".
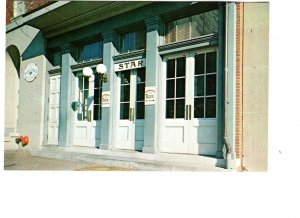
[{"left": 4, "top": 149, "right": 130, "bottom": 171}]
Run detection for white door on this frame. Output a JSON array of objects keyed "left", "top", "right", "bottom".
[
  {"left": 74, "top": 72, "right": 102, "bottom": 147},
  {"left": 48, "top": 75, "right": 60, "bottom": 145},
  {"left": 116, "top": 68, "right": 145, "bottom": 150},
  {"left": 161, "top": 48, "right": 218, "bottom": 155}
]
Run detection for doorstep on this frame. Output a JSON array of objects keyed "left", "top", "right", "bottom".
[{"left": 32, "top": 145, "right": 230, "bottom": 171}]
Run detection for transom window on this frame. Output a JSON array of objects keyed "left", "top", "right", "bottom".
[
  {"left": 120, "top": 29, "right": 146, "bottom": 53},
  {"left": 165, "top": 9, "right": 218, "bottom": 44},
  {"left": 79, "top": 41, "right": 103, "bottom": 62}
]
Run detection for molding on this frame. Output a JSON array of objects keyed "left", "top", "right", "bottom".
[
  {"left": 70, "top": 58, "right": 103, "bottom": 71},
  {"left": 113, "top": 49, "right": 146, "bottom": 63},
  {"left": 158, "top": 34, "right": 219, "bottom": 55},
  {"left": 48, "top": 67, "right": 61, "bottom": 75}
]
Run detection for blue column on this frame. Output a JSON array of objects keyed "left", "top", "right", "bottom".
[
  {"left": 100, "top": 30, "right": 117, "bottom": 149},
  {"left": 142, "top": 15, "right": 162, "bottom": 153},
  {"left": 58, "top": 43, "right": 76, "bottom": 147}
]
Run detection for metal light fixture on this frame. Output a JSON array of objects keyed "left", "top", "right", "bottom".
[{"left": 82, "top": 64, "right": 108, "bottom": 83}]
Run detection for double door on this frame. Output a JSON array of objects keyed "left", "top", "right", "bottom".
[
  {"left": 160, "top": 49, "right": 218, "bottom": 155},
  {"left": 74, "top": 72, "right": 102, "bottom": 147},
  {"left": 116, "top": 68, "right": 146, "bottom": 151}
]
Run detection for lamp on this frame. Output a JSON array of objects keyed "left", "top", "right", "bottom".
[
  {"left": 82, "top": 64, "right": 108, "bottom": 83},
  {"left": 96, "top": 64, "right": 108, "bottom": 83}
]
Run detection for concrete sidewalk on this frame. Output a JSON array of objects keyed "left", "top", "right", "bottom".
[{"left": 4, "top": 149, "right": 130, "bottom": 171}]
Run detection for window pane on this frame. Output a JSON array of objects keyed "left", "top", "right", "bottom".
[
  {"left": 176, "top": 78, "right": 185, "bottom": 98},
  {"left": 206, "top": 97, "right": 216, "bottom": 118},
  {"left": 206, "top": 52, "right": 217, "bottom": 73},
  {"left": 120, "top": 86, "right": 130, "bottom": 102},
  {"left": 136, "top": 102, "right": 145, "bottom": 120},
  {"left": 206, "top": 74, "right": 216, "bottom": 95},
  {"left": 92, "top": 42, "right": 100, "bottom": 59},
  {"left": 176, "top": 57, "right": 186, "bottom": 77},
  {"left": 191, "top": 14, "right": 204, "bottom": 38},
  {"left": 166, "top": 100, "right": 174, "bottom": 118},
  {"left": 194, "top": 98, "right": 204, "bottom": 118},
  {"left": 137, "top": 68, "right": 145, "bottom": 82},
  {"left": 121, "top": 71, "right": 130, "bottom": 84},
  {"left": 120, "top": 103, "right": 129, "bottom": 119},
  {"left": 175, "top": 99, "right": 185, "bottom": 118},
  {"left": 136, "top": 29, "right": 146, "bottom": 50},
  {"left": 84, "top": 76, "right": 89, "bottom": 90},
  {"left": 203, "top": 10, "right": 219, "bottom": 35},
  {"left": 194, "top": 76, "right": 204, "bottom": 96},
  {"left": 167, "top": 59, "right": 175, "bottom": 78},
  {"left": 177, "top": 17, "right": 190, "bottom": 41},
  {"left": 166, "top": 79, "right": 175, "bottom": 98},
  {"left": 195, "top": 54, "right": 205, "bottom": 75},
  {"left": 166, "top": 20, "right": 176, "bottom": 43},
  {"left": 137, "top": 83, "right": 145, "bottom": 101}
]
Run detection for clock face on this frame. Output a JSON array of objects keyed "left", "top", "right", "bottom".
[{"left": 24, "top": 63, "right": 38, "bottom": 82}]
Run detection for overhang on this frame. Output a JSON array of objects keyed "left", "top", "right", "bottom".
[{"left": 6, "top": 1, "right": 152, "bottom": 38}]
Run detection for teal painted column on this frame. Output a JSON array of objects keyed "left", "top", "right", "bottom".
[
  {"left": 100, "top": 30, "right": 117, "bottom": 149},
  {"left": 216, "top": 3, "right": 225, "bottom": 158},
  {"left": 142, "top": 15, "right": 162, "bottom": 153},
  {"left": 58, "top": 43, "right": 76, "bottom": 146}
]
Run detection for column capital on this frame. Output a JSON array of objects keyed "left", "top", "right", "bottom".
[
  {"left": 61, "top": 43, "right": 74, "bottom": 54},
  {"left": 145, "top": 15, "right": 161, "bottom": 31}
]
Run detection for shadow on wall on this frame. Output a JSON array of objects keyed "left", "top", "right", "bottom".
[
  {"left": 6, "top": 45, "right": 20, "bottom": 77},
  {"left": 21, "top": 31, "right": 45, "bottom": 61}
]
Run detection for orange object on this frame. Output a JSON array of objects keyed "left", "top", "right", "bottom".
[{"left": 16, "top": 136, "right": 29, "bottom": 146}]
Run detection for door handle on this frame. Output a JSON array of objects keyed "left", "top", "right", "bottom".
[
  {"left": 88, "top": 110, "right": 92, "bottom": 122},
  {"left": 129, "top": 108, "right": 135, "bottom": 121},
  {"left": 189, "top": 105, "right": 192, "bottom": 120},
  {"left": 129, "top": 108, "right": 132, "bottom": 121}
]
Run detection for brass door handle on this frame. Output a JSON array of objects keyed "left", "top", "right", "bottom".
[
  {"left": 88, "top": 110, "right": 92, "bottom": 122},
  {"left": 129, "top": 108, "right": 135, "bottom": 121},
  {"left": 189, "top": 105, "right": 192, "bottom": 120}
]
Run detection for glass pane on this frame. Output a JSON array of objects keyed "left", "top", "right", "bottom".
[
  {"left": 84, "top": 76, "right": 89, "bottom": 90},
  {"left": 166, "top": 100, "right": 174, "bottom": 118},
  {"left": 203, "top": 10, "right": 219, "bottom": 35},
  {"left": 85, "top": 44, "right": 92, "bottom": 60},
  {"left": 191, "top": 14, "right": 204, "bottom": 38},
  {"left": 166, "top": 79, "right": 175, "bottom": 98},
  {"left": 78, "top": 76, "right": 83, "bottom": 90},
  {"left": 206, "top": 97, "right": 216, "bottom": 118},
  {"left": 98, "top": 41, "right": 103, "bottom": 59},
  {"left": 136, "top": 102, "right": 145, "bottom": 120},
  {"left": 167, "top": 59, "right": 175, "bottom": 78},
  {"left": 137, "top": 83, "right": 145, "bottom": 101},
  {"left": 195, "top": 54, "right": 205, "bottom": 75},
  {"left": 176, "top": 78, "right": 185, "bottom": 98},
  {"left": 84, "top": 90, "right": 88, "bottom": 104},
  {"left": 206, "top": 52, "right": 217, "bottom": 73},
  {"left": 165, "top": 20, "right": 176, "bottom": 43},
  {"left": 177, "top": 17, "right": 190, "bottom": 41},
  {"left": 136, "top": 29, "right": 146, "bottom": 50},
  {"left": 120, "top": 86, "right": 130, "bottom": 102},
  {"left": 194, "top": 98, "right": 204, "bottom": 118},
  {"left": 176, "top": 57, "right": 186, "bottom": 77},
  {"left": 77, "top": 112, "right": 83, "bottom": 121},
  {"left": 121, "top": 71, "right": 130, "bottom": 84},
  {"left": 120, "top": 103, "right": 129, "bottom": 120},
  {"left": 206, "top": 74, "right": 216, "bottom": 95},
  {"left": 92, "top": 42, "right": 99, "bottom": 59},
  {"left": 93, "top": 105, "right": 99, "bottom": 120},
  {"left": 175, "top": 99, "right": 185, "bottom": 118},
  {"left": 194, "top": 76, "right": 204, "bottom": 96},
  {"left": 137, "top": 68, "right": 146, "bottom": 82}
]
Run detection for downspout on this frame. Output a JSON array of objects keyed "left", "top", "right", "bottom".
[{"left": 224, "top": 2, "right": 237, "bottom": 169}]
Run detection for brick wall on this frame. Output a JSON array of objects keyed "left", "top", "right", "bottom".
[
  {"left": 25, "top": 0, "right": 49, "bottom": 13},
  {"left": 6, "top": 0, "right": 12, "bottom": 24},
  {"left": 236, "top": 2, "right": 243, "bottom": 159}
]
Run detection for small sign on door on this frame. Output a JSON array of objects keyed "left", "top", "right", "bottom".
[
  {"left": 145, "top": 86, "right": 156, "bottom": 105},
  {"left": 102, "top": 91, "right": 110, "bottom": 107}
]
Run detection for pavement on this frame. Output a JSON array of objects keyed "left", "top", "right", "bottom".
[{"left": 4, "top": 149, "right": 131, "bottom": 171}]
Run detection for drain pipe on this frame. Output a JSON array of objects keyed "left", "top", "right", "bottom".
[{"left": 224, "top": 2, "right": 237, "bottom": 170}]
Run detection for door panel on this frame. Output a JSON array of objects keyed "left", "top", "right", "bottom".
[{"left": 48, "top": 75, "right": 60, "bottom": 145}]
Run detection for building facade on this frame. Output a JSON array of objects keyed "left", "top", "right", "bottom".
[{"left": 5, "top": 1, "right": 269, "bottom": 171}]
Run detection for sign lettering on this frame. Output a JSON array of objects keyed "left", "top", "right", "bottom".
[{"left": 114, "top": 59, "right": 146, "bottom": 72}]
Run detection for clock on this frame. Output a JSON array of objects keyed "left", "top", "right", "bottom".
[{"left": 24, "top": 63, "right": 38, "bottom": 82}]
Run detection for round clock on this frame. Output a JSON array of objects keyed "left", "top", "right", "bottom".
[{"left": 24, "top": 63, "right": 38, "bottom": 82}]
